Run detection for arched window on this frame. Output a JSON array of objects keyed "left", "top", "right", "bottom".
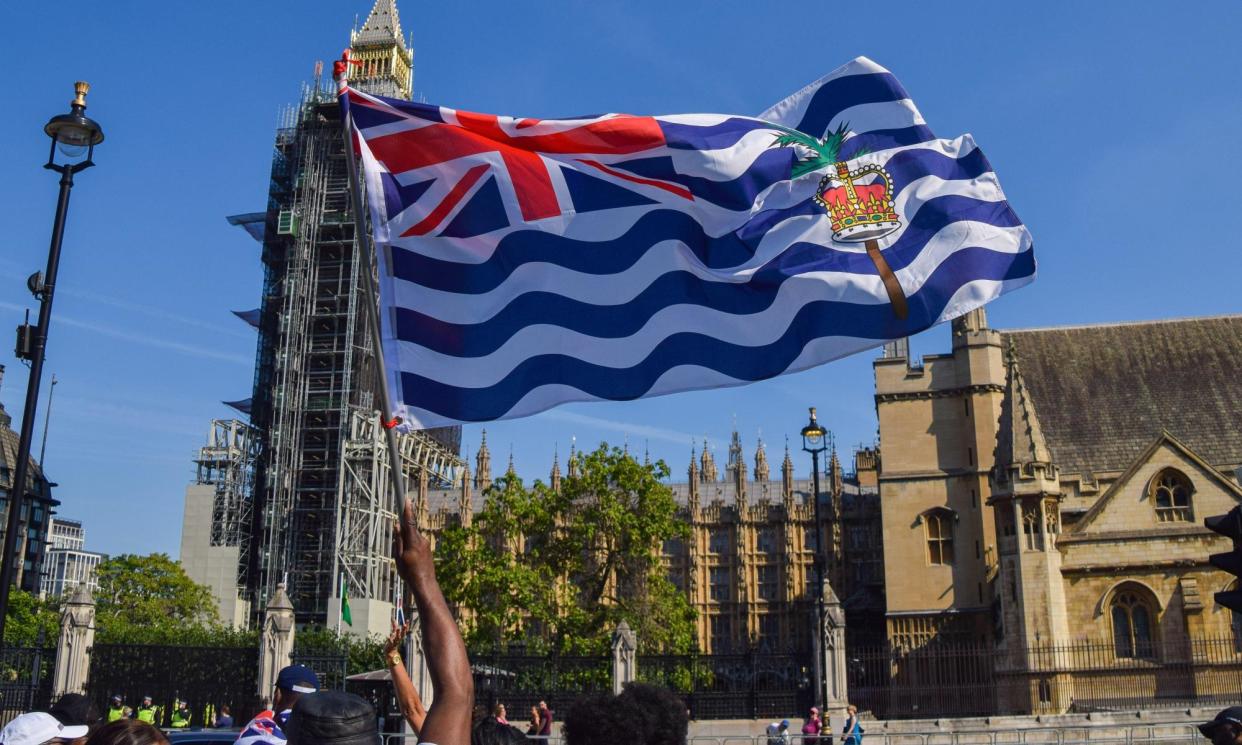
[
  {"left": 1110, "top": 588, "right": 1156, "bottom": 659},
  {"left": 925, "top": 509, "right": 955, "bottom": 566},
  {"left": 1150, "top": 469, "right": 1193, "bottom": 522}
]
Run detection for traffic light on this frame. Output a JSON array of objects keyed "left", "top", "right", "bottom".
[{"left": 1205, "top": 505, "right": 1242, "bottom": 613}]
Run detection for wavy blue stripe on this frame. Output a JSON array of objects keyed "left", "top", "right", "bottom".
[
  {"left": 396, "top": 247, "right": 1035, "bottom": 421},
  {"left": 394, "top": 243, "right": 1030, "bottom": 357},
  {"left": 839, "top": 125, "right": 936, "bottom": 159},
  {"left": 658, "top": 117, "right": 774, "bottom": 151},
  {"left": 795, "top": 72, "right": 920, "bottom": 138},
  {"left": 392, "top": 178, "right": 1010, "bottom": 297},
  {"left": 612, "top": 148, "right": 796, "bottom": 211}
]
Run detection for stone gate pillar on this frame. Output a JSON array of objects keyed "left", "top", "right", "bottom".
[
  {"left": 52, "top": 584, "right": 95, "bottom": 696},
  {"left": 820, "top": 579, "right": 848, "bottom": 730},
  {"left": 258, "top": 584, "right": 296, "bottom": 698},
  {"left": 611, "top": 620, "right": 638, "bottom": 695}
]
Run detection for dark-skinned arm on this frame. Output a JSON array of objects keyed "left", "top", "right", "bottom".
[
  {"left": 393, "top": 499, "right": 474, "bottom": 745},
  {"left": 383, "top": 621, "right": 427, "bottom": 735}
]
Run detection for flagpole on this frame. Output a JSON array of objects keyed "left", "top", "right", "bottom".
[
  {"left": 337, "top": 572, "right": 343, "bottom": 639},
  {"left": 334, "top": 64, "right": 413, "bottom": 526}
]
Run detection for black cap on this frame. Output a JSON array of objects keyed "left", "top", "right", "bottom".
[
  {"left": 49, "top": 693, "right": 98, "bottom": 727},
  {"left": 1200, "top": 706, "right": 1242, "bottom": 737},
  {"left": 286, "top": 691, "right": 376, "bottom": 745}
]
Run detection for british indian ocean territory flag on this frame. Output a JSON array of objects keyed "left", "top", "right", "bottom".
[{"left": 341, "top": 56, "right": 1035, "bottom": 429}]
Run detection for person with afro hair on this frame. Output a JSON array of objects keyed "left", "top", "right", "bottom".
[{"left": 562, "top": 683, "right": 688, "bottom": 745}]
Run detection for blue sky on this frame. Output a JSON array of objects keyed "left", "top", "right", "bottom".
[{"left": 2, "top": 1, "right": 1240, "bottom": 558}]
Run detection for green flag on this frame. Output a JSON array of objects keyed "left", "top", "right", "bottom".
[{"left": 341, "top": 584, "right": 353, "bottom": 627}]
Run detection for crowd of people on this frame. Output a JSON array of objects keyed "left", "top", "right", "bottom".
[{"left": 2, "top": 499, "right": 1237, "bottom": 744}]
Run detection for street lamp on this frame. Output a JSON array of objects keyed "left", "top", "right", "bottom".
[
  {"left": 0, "top": 82, "right": 103, "bottom": 646},
  {"left": 800, "top": 406, "right": 829, "bottom": 710}
]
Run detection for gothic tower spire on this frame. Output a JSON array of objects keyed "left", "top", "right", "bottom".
[
  {"left": 754, "top": 437, "right": 770, "bottom": 482},
  {"left": 700, "top": 439, "right": 718, "bottom": 482},
  {"left": 781, "top": 437, "right": 795, "bottom": 500},
  {"left": 550, "top": 447, "right": 562, "bottom": 493},
  {"left": 475, "top": 430, "right": 492, "bottom": 492},
  {"left": 349, "top": 0, "right": 414, "bottom": 99}
]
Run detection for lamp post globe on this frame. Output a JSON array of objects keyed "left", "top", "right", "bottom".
[{"left": 0, "top": 82, "right": 101, "bottom": 648}]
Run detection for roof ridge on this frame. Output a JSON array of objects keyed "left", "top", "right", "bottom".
[{"left": 1003, "top": 313, "right": 1242, "bottom": 335}]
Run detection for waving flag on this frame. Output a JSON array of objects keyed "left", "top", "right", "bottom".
[{"left": 342, "top": 57, "right": 1035, "bottom": 428}]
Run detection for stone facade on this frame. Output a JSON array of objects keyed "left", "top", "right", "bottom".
[
  {"left": 874, "top": 310, "right": 1242, "bottom": 711},
  {"left": 423, "top": 431, "right": 886, "bottom": 654}
]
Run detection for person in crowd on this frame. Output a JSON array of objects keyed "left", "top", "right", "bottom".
[
  {"left": 85, "top": 720, "right": 169, "bottom": 745},
  {"left": 765, "top": 719, "right": 790, "bottom": 745},
  {"left": 801, "top": 706, "right": 822, "bottom": 744},
  {"left": 48, "top": 693, "right": 100, "bottom": 744},
  {"left": 284, "top": 690, "right": 377, "bottom": 745},
  {"left": 234, "top": 664, "right": 321, "bottom": 745},
  {"left": 0, "top": 711, "right": 88, "bottom": 745},
  {"left": 468, "top": 704, "right": 526, "bottom": 745},
  {"left": 525, "top": 706, "right": 541, "bottom": 736},
  {"left": 134, "top": 698, "right": 157, "bottom": 726},
  {"left": 391, "top": 497, "right": 474, "bottom": 745},
  {"left": 562, "top": 683, "right": 688, "bottom": 745},
  {"left": 382, "top": 619, "right": 427, "bottom": 735},
  {"left": 492, "top": 704, "right": 508, "bottom": 726},
  {"left": 536, "top": 701, "right": 553, "bottom": 737},
  {"left": 1200, "top": 706, "right": 1242, "bottom": 744},
  {"left": 168, "top": 701, "right": 190, "bottom": 729},
  {"left": 842, "top": 705, "right": 863, "bottom": 745},
  {"left": 214, "top": 704, "right": 234, "bottom": 729},
  {"left": 106, "top": 697, "right": 126, "bottom": 723}
]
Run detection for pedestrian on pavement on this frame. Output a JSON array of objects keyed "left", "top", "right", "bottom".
[
  {"left": 766, "top": 719, "right": 790, "bottom": 745},
  {"left": 1200, "top": 706, "right": 1242, "bottom": 744},
  {"left": 842, "top": 705, "right": 863, "bottom": 744},
  {"left": 537, "top": 700, "right": 553, "bottom": 737},
  {"left": 525, "top": 706, "right": 541, "bottom": 736},
  {"left": 106, "top": 697, "right": 126, "bottom": 723},
  {"left": 492, "top": 703, "right": 509, "bottom": 726},
  {"left": 802, "top": 706, "right": 822, "bottom": 744},
  {"left": 84, "top": 719, "right": 169, "bottom": 745},
  {"left": 0, "top": 711, "right": 88, "bottom": 745},
  {"left": 214, "top": 704, "right": 233, "bottom": 729}
]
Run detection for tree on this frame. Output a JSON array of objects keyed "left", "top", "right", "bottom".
[
  {"left": 436, "top": 444, "right": 696, "bottom": 654},
  {"left": 2, "top": 589, "right": 59, "bottom": 646},
  {"left": 93, "top": 553, "right": 222, "bottom": 643}
]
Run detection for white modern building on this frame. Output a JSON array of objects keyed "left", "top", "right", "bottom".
[{"left": 40, "top": 518, "right": 105, "bottom": 598}]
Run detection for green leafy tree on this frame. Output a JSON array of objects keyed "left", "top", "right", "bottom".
[
  {"left": 436, "top": 444, "right": 696, "bottom": 654},
  {"left": 2, "top": 589, "right": 60, "bottom": 646},
  {"left": 94, "top": 553, "right": 223, "bottom": 643}
]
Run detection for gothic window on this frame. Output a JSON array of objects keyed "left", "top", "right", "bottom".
[
  {"left": 757, "top": 565, "right": 778, "bottom": 601},
  {"left": 710, "top": 566, "right": 730, "bottom": 602},
  {"left": 924, "top": 509, "right": 955, "bottom": 566},
  {"left": 1110, "top": 588, "right": 1156, "bottom": 660},
  {"left": 710, "top": 615, "right": 732, "bottom": 653},
  {"left": 709, "top": 529, "right": 730, "bottom": 555},
  {"left": 1022, "top": 504, "right": 1041, "bottom": 551},
  {"left": 758, "top": 614, "right": 779, "bottom": 648},
  {"left": 1150, "top": 469, "right": 1193, "bottom": 522},
  {"left": 757, "top": 527, "right": 779, "bottom": 554},
  {"left": 804, "top": 525, "right": 819, "bottom": 552},
  {"left": 663, "top": 537, "right": 684, "bottom": 557}
]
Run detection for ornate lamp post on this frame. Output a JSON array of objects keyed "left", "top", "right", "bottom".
[
  {"left": 801, "top": 406, "right": 828, "bottom": 708},
  {"left": 0, "top": 82, "right": 103, "bottom": 646}
]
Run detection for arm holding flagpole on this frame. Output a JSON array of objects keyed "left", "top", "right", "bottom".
[{"left": 337, "top": 53, "right": 474, "bottom": 745}]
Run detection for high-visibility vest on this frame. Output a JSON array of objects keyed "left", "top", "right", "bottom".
[
  {"left": 170, "top": 709, "right": 190, "bottom": 728},
  {"left": 136, "top": 706, "right": 157, "bottom": 724},
  {"left": 107, "top": 707, "right": 126, "bottom": 722}
]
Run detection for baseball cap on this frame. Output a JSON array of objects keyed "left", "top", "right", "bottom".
[
  {"left": 277, "top": 664, "right": 321, "bottom": 694},
  {"left": 1200, "top": 706, "right": 1242, "bottom": 737},
  {"left": 48, "top": 693, "right": 97, "bottom": 727},
  {"left": 285, "top": 691, "right": 376, "bottom": 745},
  {"left": 781, "top": 719, "right": 790, "bottom": 728},
  {"left": 0, "top": 712, "right": 89, "bottom": 745}
]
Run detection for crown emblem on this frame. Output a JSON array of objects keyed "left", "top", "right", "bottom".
[{"left": 814, "top": 162, "right": 901, "bottom": 243}]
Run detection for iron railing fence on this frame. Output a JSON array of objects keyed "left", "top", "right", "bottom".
[
  {"left": 469, "top": 646, "right": 611, "bottom": 720},
  {"left": 637, "top": 651, "right": 814, "bottom": 720},
  {"left": 88, "top": 643, "right": 260, "bottom": 727},
  {"left": 847, "top": 635, "right": 1242, "bottom": 720},
  {"left": 0, "top": 643, "right": 53, "bottom": 722},
  {"left": 291, "top": 651, "right": 350, "bottom": 692}
]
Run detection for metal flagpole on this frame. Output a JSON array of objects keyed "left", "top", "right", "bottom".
[
  {"left": 336, "top": 571, "right": 344, "bottom": 638},
  {"left": 335, "top": 65, "right": 412, "bottom": 521}
]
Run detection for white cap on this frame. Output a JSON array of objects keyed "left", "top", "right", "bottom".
[{"left": 0, "top": 712, "right": 89, "bottom": 745}]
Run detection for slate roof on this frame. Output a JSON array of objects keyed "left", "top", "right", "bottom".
[
  {"left": 1002, "top": 315, "right": 1242, "bottom": 477},
  {"left": 354, "top": 0, "right": 403, "bottom": 46}
]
